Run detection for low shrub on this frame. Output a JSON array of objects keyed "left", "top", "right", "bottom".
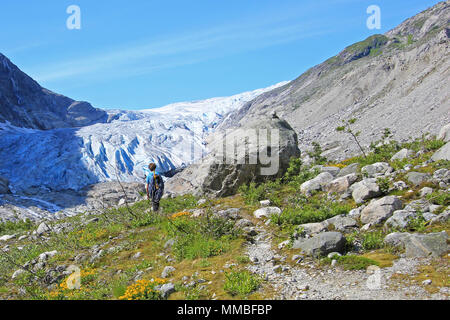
[{"left": 224, "top": 270, "right": 261, "bottom": 297}]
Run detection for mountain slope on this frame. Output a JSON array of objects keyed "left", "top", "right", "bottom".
[
  {"left": 0, "top": 66, "right": 287, "bottom": 193},
  {"left": 0, "top": 53, "right": 108, "bottom": 130},
  {"left": 219, "top": 1, "right": 450, "bottom": 161}
]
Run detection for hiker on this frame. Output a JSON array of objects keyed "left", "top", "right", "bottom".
[{"left": 146, "top": 163, "right": 164, "bottom": 212}]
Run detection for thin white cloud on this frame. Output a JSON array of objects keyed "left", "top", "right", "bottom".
[{"left": 31, "top": 0, "right": 358, "bottom": 84}]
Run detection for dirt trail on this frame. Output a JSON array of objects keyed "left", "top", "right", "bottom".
[{"left": 245, "top": 224, "right": 448, "bottom": 300}]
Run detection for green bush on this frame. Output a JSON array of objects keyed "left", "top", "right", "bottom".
[
  {"left": 376, "top": 177, "right": 391, "bottom": 195},
  {"left": 361, "top": 231, "right": 385, "bottom": 251},
  {"left": 224, "top": 270, "right": 261, "bottom": 297},
  {"left": 238, "top": 182, "right": 266, "bottom": 205},
  {"left": 0, "top": 219, "right": 34, "bottom": 236},
  {"left": 426, "top": 191, "right": 450, "bottom": 206},
  {"left": 160, "top": 195, "right": 198, "bottom": 214},
  {"left": 173, "top": 234, "right": 230, "bottom": 260},
  {"left": 323, "top": 255, "right": 379, "bottom": 270},
  {"left": 307, "top": 142, "right": 327, "bottom": 165},
  {"left": 271, "top": 195, "right": 353, "bottom": 227}
]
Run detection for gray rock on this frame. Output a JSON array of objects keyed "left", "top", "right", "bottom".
[
  {"left": 292, "top": 232, "right": 346, "bottom": 257},
  {"left": 404, "top": 232, "right": 448, "bottom": 258},
  {"left": 384, "top": 210, "right": 418, "bottom": 229},
  {"left": 0, "top": 234, "right": 16, "bottom": 242},
  {"left": 297, "top": 222, "right": 328, "bottom": 236},
  {"left": 159, "top": 283, "right": 176, "bottom": 299},
  {"left": 132, "top": 252, "right": 142, "bottom": 259},
  {"left": 235, "top": 219, "right": 253, "bottom": 228},
  {"left": 430, "top": 210, "right": 450, "bottom": 224},
  {"left": 385, "top": 231, "right": 448, "bottom": 258},
  {"left": 327, "top": 252, "right": 342, "bottom": 259},
  {"left": 336, "top": 163, "right": 360, "bottom": 178},
  {"left": 351, "top": 178, "right": 382, "bottom": 204},
  {"left": 431, "top": 142, "right": 450, "bottom": 161},
  {"left": 433, "top": 168, "right": 450, "bottom": 184},
  {"left": 300, "top": 172, "right": 334, "bottom": 195},
  {"left": 314, "top": 165, "right": 341, "bottom": 178},
  {"left": 161, "top": 266, "right": 176, "bottom": 278},
  {"left": 164, "top": 239, "right": 175, "bottom": 249},
  {"left": 324, "top": 174, "right": 358, "bottom": 194},
  {"left": 214, "top": 208, "right": 240, "bottom": 220},
  {"left": 422, "top": 212, "right": 436, "bottom": 222},
  {"left": 348, "top": 207, "right": 363, "bottom": 219},
  {"left": 260, "top": 200, "right": 271, "bottom": 207},
  {"left": 438, "top": 123, "right": 450, "bottom": 142},
  {"left": 197, "top": 199, "right": 207, "bottom": 205},
  {"left": 38, "top": 250, "right": 58, "bottom": 263},
  {"left": 253, "top": 207, "right": 282, "bottom": 219},
  {"left": 360, "top": 196, "right": 403, "bottom": 225},
  {"left": 393, "top": 181, "right": 408, "bottom": 191},
  {"left": 419, "top": 187, "right": 433, "bottom": 197},
  {"left": 12, "top": 269, "right": 26, "bottom": 279},
  {"left": 326, "top": 215, "right": 358, "bottom": 231},
  {"left": 165, "top": 117, "right": 300, "bottom": 197},
  {"left": 391, "top": 149, "right": 415, "bottom": 161},
  {"left": 405, "top": 172, "right": 431, "bottom": 186},
  {"left": 404, "top": 199, "right": 430, "bottom": 212},
  {"left": 361, "top": 162, "right": 393, "bottom": 178},
  {"left": 36, "top": 222, "right": 51, "bottom": 235},
  {"left": 384, "top": 232, "right": 411, "bottom": 247}
]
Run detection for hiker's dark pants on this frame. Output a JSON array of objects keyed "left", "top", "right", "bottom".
[{"left": 151, "top": 188, "right": 164, "bottom": 212}]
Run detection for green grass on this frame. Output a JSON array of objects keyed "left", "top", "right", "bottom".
[
  {"left": 0, "top": 219, "right": 35, "bottom": 236},
  {"left": 322, "top": 255, "right": 379, "bottom": 270},
  {"left": 361, "top": 231, "right": 386, "bottom": 251},
  {"left": 224, "top": 270, "right": 262, "bottom": 297},
  {"left": 271, "top": 194, "right": 353, "bottom": 228}
]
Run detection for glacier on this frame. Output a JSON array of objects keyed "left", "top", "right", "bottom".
[{"left": 0, "top": 81, "right": 289, "bottom": 194}]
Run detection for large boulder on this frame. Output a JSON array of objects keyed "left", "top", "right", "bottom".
[
  {"left": 361, "top": 162, "right": 393, "bottom": 178},
  {"left": 433, "top": 168, "right": 450, "bottom": 184},
  {"left": 0, "top": 176, "right": 10, "bottom": 194},
  {"left": 360, "top": 196, "right": 403, "bottom": 225},
  {"left": 390, "top": 149, "right": 415, "bottom": 161},
  {"left": 385, "top": 232, "right": 448, "bottom": 258},
  {"left": 253, "top": 207, "right": 282, "bottom": 219},
  {"left": 313, "top": 165, "right": 341, "bottom": 178},
  {"left": 405, "top": 172, "right": 431, "bottom": 186},
  {"left": 336, "top": 163, "right": 360, "bottom": 178},
  {"left": 297, "top": 215, "right": 357, "bottom": 236},
  {"left": 384, "top": 210, "right": 419, "bottom": 229},
  {"left": 324, "top": 174, "right": 358, "bottom": 194},
  {"left": 292, "top": 232, "right": 346, "bottom": 257},
  {"left": 431, "top": 142, "right": 450, "bottom": 161},
  {"left": 300, "top": 172, "right": 334, "bottom": 195},
  {"left": 351, "top": 178, "right": 382, "bottom": 204},
  {"left": 165, "top": 117, "right": 300, "bottom": 197}
]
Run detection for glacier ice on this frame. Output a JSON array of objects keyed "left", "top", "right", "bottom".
[{"left": 0, "top": 82, "right": 289, "bottom": 194}]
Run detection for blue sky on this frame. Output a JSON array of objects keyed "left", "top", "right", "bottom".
[{"left": 0, "top": 0, "right": 439, "bottom": 110}]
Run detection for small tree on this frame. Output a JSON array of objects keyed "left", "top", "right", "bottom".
[
  {"left": 307, "top": 142, "right": 327, "bottom": 165},
  {"left": 336, "top": 118, "right": 367, "bottom": 158}
]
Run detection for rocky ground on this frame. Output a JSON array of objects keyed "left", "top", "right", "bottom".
[{"left": 0, "top": 126, "right": 448, "bottom": 300}]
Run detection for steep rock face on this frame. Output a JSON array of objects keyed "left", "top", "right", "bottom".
[
  {"left": 165, "top": 117, "right": 300, "bottom": 197},
  {"left": 218, "top": 2, "right": 450, "bottom": 161},
  {"left": 0, "top": 53, "right": 107, "bottom": 130}
]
